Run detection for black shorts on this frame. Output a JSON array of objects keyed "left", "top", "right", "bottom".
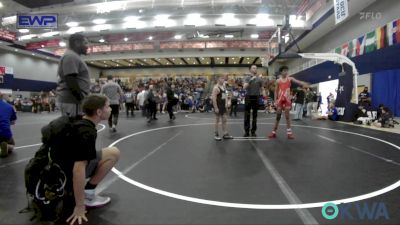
[
  {"left": 216, "top": 104, "right": 226, "bottom": 116},
  {"left": 0, "top": 137, "right": 15, "bottom": 145},
  {"left": 85, "top": 150, "right": 101, "bottom": 178}
]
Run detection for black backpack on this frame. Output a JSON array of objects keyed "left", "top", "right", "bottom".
[{"left": 21, "top": 116, "right": 81, "bottom": 223}]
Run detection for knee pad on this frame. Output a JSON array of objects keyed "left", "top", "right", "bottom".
[{"left": 276, "top": 113, "right": 282, "bottom": 121}]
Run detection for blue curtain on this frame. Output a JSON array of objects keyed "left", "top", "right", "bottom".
[{"left": 372, "top": 69, "right": 400, "bottom": 117}]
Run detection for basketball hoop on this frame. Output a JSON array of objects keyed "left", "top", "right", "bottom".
[{"left": 261, "top": 54, "right": 270, "bottom": 67}]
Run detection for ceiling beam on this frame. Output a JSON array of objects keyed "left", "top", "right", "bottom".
[
  {"left": 136, "top": 59, "right": 150, "bottom": 66},
  {"left": 181, "top": 57, "right": 189, "bottom": 65},
  {"left": 252, "top": 57, "right": 259, "bottom": 65},
  {"left": 166, "top": 58, "right": 175, "bottom": 65},
  {"left": 195, "top": 57, "right": 201, "bottom": 65}
]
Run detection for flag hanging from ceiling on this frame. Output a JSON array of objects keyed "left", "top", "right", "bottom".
[
  {"left": 364, "top": 30, "right": 377, "bottom": 53},
  {"left": 341, "top": 42, "right": 349, "bottom": 56},
  {"left": 376, "top": 25, "right": 387, "bottom": 49},
  {"left": 348, "top": 38, "right": 361, "bottom": 57},
  {"left": 335, "top": 47, "right": 342, "bottom": 54},
  {"left": 387, "top": 19, "right": 400, "bottom": 46}
]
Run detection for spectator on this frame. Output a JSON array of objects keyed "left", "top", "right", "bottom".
[
  {"left": 293, "top": 87, "right": 305, "bottom": 121},
  {"left": 0, "top": 92, "right": 17, "bottom": 157},
  {"left": 318, "top": 102, "right": 339, "bottom": 121},
  {"left": 66, "top": 94, "right": 120, "bottom": 224},
  {"left": 374, "top": 106, "right": 394, "bottom": 128},
  {"left": 358, "top": 87, "right": 371, "bottom": 107},
  {"left": 124, "top": 88, "right": 136, "bottom": 117},
  {"left": 56, "top": 33, "right": 90, "bottom": 117}
]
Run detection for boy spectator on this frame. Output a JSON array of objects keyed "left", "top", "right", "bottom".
[{"left": 67, "top": 95, "right": 120, "bottom": 225}]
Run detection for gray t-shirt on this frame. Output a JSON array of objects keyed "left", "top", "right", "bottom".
[
  {"left": 244, "top": 75, "right": 263, "bottom": 96},
  {"left": 101, "top": 81, "right": 123, "bottom": 105},
  {"left": 56, "top": 50, "right": 90, "bottom": 104}
]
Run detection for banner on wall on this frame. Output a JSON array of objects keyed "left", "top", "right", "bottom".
[{"left": 333, "top": 0, "right": 349, "bottom": 24}]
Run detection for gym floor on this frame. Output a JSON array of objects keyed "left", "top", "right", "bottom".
[{"left": 1, "top": 111, "right": 400, "bottom": 225}]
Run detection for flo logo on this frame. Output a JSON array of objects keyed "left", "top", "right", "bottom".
[{"left": 322, "top": 202, "right": 390, "bottom": 220}]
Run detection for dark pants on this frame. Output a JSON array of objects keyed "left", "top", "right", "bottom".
[
  {"left": 125, "top": 102, "right": 135, "bottom": 116},
  {"left": 230, "top": 100, "right": 238, "bottom": 116},
  {"left": 148, "top": 102, "right": 157, "bottom": 119},
  {"left": 167, "top": 101, "right": 175, "bottom": 119},
  {"left": 244, "top": 96, "right": 259, "bottom": 134},
  {"left": 108, "top": 104, "right": 120, "bottom": 127}
]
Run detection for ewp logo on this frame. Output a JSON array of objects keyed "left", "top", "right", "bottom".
[
  {"left": 17, "top": 14, "right": 58, "bottom": 29},
  {"left": 322, "top": 202, "right": 390, "bottom": 221}
]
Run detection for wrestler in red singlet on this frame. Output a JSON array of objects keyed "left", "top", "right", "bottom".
[{"left": 268, "top": 66, "right": 308, "bottom": 139}]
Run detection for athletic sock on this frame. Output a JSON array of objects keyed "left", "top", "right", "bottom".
[{"left": 85, "top": 182, "right": 97, "bottom": 190}]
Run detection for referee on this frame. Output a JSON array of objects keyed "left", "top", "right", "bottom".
[{"left": 243, "top": 64, "right": 265, "bottom": 137}]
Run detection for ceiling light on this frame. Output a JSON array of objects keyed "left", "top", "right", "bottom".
[
  {"left": 129, "top": 59, "right": 133, "bottom": 62},
  {"left": 32, "top": 53, "right": 35, "bottom": 56},
  {"left": 1, "top": 15, "right": 16, "bottom": 26},
  {"left": 290, "top": 15, "right": 305, "bottom": 28},
  {"left": 174, "top": 35, "right": 182, "bottom": 40},
  {"left": 251, "top": 34, "right": 259, "bottom": 39},
  {"left": 46, "top": 57, "right": 49, "bottom": 59},
  {"left": 66, "top": 22, "right": 79, "bottom": 27},
  {"left": 59, "top": 41, "right": 66, "bottom": 47},
  {"left": 41, "top": 31, "right": 60, "bottom": 37},
  {"left": 148, "top": 36, "right": 153, "bottom": 40},
  {"left": 249, "top": 14, "right": 273, "bottom": 27},
  {"left": 99, "top": 38, "right": 105, "bottom": 43},
  {"left": 139, "top": 9, "right": 144, "bottom": 13},
  {"left": 124, "top": 37, "right": 128, "bottom": 41},
  {"left": 123, "top": 20, "right": 146, "bottom": 29},
  {"left": 19, "top": 34, "right": 36, "bottom": 40},
  {"left": 216, "top": 13, "right": 239, "bottom": 26},
  {"left": 0, "top": 2, "right": 3, "bottom": 8},
  {"left": 216, "top": 57, "right": 220, "bottom": 60},
  {"left": 93, "top": 19, "right": 106, "bottom": 24},
  {"left": 184, "top": 13, "right": 206, "bottom": 26},
  {"left": 172, "top": 58, "right": 175, "bottom": 61},
  {"left": 124, "top": 16, "right": 139, "bottom": 22},
  {"left": 144, "top": 59, "right": 147, "bottom": 61},
  {"left": 14, "top": 49, "right": 18, "bottom": 52},
  {"left": 225, "top": 35, "right": 234, "bottom": 38},
  {"left": 93, "top": 24, "right": 111, "bottom": 31},
  {"left": 129, "top": 64, "right": 132, "bottom": 66},
  {"left": 96, "top": 1, "right": 127, "bottom": 14},
  {"left": 67, "top": 26, "right": 85, "bottom": 34},
  {"left": 154, "top": 15, "right": 176, "bottom": 27},
  {"left": 199, "top": 34, "right": 209, "bottom": 39},
  {"left": 41, "top": 45, "right": 45, "bottom": 48},
  {"left": 18, "top": 29, "right": 29, "bottom": 33}
]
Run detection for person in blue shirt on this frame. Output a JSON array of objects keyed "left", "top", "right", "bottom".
[
  {"left": 358, "top": 87, "right": 371, "bottom": 107},
  {"left": 327, "top": 103, "right": 339, "bottom": 121},
  {"left": 317, "top": 102, "right": 339, "bottom": 121},
  {"left": 0, "top": 92, "right": 17, "bottom": 157}
]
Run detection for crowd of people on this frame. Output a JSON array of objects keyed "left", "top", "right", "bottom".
[{"left": 0, "top": 34, "right": 398, "bottom": 225}]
